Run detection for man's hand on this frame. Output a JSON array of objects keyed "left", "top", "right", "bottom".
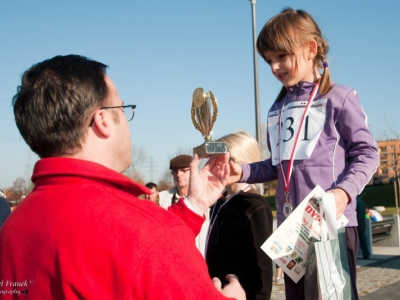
[
  {"left": 213, "top": 274, "right": 246, "bottom": 300},
  {"left": 327, "top": 188, "right": 350, "bottom": 219},
  {"left": 187, "top": 153, "right": 230, "bottom": 215}
]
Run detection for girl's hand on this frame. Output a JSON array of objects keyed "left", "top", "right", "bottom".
[
  {"left": 228, "top": 160, "right": 243, "bottom": 185},
  {"left": 327, "top": 188, "right": 350, "bottom": 219}
]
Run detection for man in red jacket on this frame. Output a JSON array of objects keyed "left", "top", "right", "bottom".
[{"left": 0, "top": 55, "right": 245, "bottom": 300}]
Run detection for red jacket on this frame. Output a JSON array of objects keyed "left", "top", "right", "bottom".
[{"left": 0, "top": 158, "right": 232, "bottom": 299}]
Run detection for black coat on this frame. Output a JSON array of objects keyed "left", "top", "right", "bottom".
[
  {"left": 0, "top": 197, "right": 11, "bottom": 227},
  {"left": 206, "top": 189, "right": 273, "bottom": 300}
]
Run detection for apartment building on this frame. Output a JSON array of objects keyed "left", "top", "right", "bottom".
[{"left": 375, "top": 139, "right": 400, "bottom": 182}]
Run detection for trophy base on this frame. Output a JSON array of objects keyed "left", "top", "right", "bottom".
[{"left": 193, "top": 142, "right": 227, "bottom": 158}]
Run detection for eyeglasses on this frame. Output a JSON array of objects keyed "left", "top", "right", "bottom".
[
  {"left": 101, "top": 104, "right": 136, "bottom": 122},
  {"left": 171, "top": 168, "right": 190, "bottom": 175},
  {"left": 89, "top": 104, "right": 136, "bottom": 126}
]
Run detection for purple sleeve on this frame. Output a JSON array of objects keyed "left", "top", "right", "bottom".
[
  {"left": 240, "top": 159, "right": 279, "bottom": 184},
  {"left": 334, "top": 90, "right": 379, "bottom": 201},
  {"left": 240, "top": 118, "right": 279, "bottom": 184}
]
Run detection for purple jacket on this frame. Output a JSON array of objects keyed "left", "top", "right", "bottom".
[{"left": 241, "top": 82, "right": 378, "bottom": 227}]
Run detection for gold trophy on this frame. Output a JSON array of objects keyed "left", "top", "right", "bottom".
[{"left": 191, "top": 87, "right": 227, "bottom": 158}]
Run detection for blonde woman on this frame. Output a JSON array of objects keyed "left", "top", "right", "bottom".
[{"left": 205, "top": 131, "right": 273, "bottom": 300}]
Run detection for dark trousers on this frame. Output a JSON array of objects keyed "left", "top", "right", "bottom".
[
  {"left": 284, "top": 227, "right": 359, "bottom": 300},
  {"left": 357, "top": 220, "right": 371, "bottom": 259}
]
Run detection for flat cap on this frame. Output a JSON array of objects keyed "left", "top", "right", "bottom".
[{"left": 170, "top": 155, "right": 192, "bottom": 170}]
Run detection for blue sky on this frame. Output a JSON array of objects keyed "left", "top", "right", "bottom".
[{"left": 1, "top": 0, "right": 399, "bottom": 189}]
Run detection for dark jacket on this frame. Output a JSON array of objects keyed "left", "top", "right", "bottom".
[
  {"left": 206, "top": 189, "right": 273, "bottom": 300},
  {"left": 0, "top": 197, "right": 11, "bottom": 227}
]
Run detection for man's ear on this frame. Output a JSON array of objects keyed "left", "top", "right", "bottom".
[
  {"left": 91, "top": 110, "right": 111, "bottom": 138},
  {"left": 307, "top": 39, "right": 318, "bottom": 59}
]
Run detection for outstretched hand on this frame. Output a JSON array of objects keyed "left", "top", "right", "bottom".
[
  {"left": 213, "top": 274, "right": 246, "bottom": 300},
  {"left": 187, "top": 153, "right": 230, "bottom": 215}
]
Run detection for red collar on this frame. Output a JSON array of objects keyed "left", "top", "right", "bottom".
[{"left": 32, "top": 157, "right": 148, "bottom": 197}]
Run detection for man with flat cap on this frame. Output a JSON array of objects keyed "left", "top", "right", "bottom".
[
  {"left": 159, "top": 154, "right": 210, "bottom": 256},
  {"left": 159, "top": 155, "right": 192, "bottom": 208}
]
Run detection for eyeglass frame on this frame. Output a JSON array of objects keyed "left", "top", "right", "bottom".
[
  {"left": 89, "top": 104, "right": 136, "bottom": 126},
  {"left": 170, "top": 168, "right": 191, "bottom": 175}
]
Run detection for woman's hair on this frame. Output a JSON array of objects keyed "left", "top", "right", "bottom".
[
  {"left": 256, "top": 8, "right": 332, "bottom": 101},
  {"left": 217, "top": 131, "right": 263, "bottom": 195}
]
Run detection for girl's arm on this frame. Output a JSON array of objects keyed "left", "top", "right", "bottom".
[
  {"left": 227, "top": 159, "right": 278, "bottom": 185},
  {"left": 333, "top": 89, "right": 379, "bottom": 205},
  {"left": 241, "top": 159, "right": 279, "bottom": 184}
]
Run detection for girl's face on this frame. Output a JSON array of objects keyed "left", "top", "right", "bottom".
[{"left": 263, "top": 43, "right": 319, "bottom": 87}]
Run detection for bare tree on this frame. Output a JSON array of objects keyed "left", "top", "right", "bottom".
[
  {"left": 380, "top": 117, "right": 400, "bottom": 140},
  {"left": 168, "top": 147, "right": 193, "bottom": 161},
  {"left": 379, "top": 117, "right": 400, "bottom": 180},
  {"left": 128, "top": 169, "right": 146, "bottom": 186},
  {"left": 158, "top": 169, "right": 174, "bottom": 192},
  {"left": 123, "top": 145, "right": 147, "bottom": 181},
  {"left": 9, "top": 177, "right": 27, "bottom": 204},
  {"left": 131, "top": 145, "right": 148, "bottom": 170}
]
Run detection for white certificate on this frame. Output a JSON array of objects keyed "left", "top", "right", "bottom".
[{"left": 261, "top": 185, "right": 348, "bottom": 283}]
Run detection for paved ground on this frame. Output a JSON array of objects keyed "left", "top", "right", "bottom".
[{"left": 270, "top": 246, "right": 400, "bottom": 299}]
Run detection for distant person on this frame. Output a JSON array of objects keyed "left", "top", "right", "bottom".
[
  {"left": 356, "top": 198, "right": 370, "bottom": 259},
  {"left": 0, "top": 54, "right": 245, "bottom": 299},
  {"left": 227, "top": 8, "right": 379, "bottom": 300},
  {"left": 159, "top": 155, "right": 209, "bottom": 257},
  {"left": 366, "top": 207, "right": 383, "bottom": 222},
  {"left": 159, "top": 155, "right": 192, "bottom": 207},
  {"left": 145, "top": 182, "right": 159, "bottom": 204},
  {"left": 206, "top": 131, "right": 273, "bottom": 300},
  {"left": 0, "top": 189, "right": 11, "bottom": 227},
  {"left": 274, "top": 266, "right": 284, "bottom": 285}
]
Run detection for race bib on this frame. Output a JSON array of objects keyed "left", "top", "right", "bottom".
[{"left": 268, "top": 99, "right": 327, "bottom": 166}]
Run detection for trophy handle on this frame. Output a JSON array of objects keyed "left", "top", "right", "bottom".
[
  {"left": 191, "top": 104, "right": 203, "bottom": 135},
  {"left": 191, "top": 91, "right": 218, "bottom": 142},
  {"left": 208, "top": 91, "right": 218, "bottom": 133}
]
